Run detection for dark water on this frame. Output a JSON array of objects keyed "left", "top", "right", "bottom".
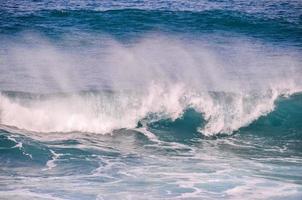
[{"left": 0, "top": 0, "right": 302, "bottom": 199}]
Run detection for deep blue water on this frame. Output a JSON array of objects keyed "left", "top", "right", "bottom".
[{"left": 0, "top": 0, "right": 302, "bottom": 199}]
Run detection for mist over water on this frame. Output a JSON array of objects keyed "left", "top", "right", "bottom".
[{"left": 1, "top": 1, "right": 302, "bottom": 199}]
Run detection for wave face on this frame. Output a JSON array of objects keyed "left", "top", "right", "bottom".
[{"left": 1, "top": 1, "right": 302, "bottom": 199}]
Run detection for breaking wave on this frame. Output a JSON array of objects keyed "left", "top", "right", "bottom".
[
  {"left": 0, "top": 88, "right": 301, "bottom": 136},
  {"left": 0, "top": 35, "right": 301, "bottom": 136}
]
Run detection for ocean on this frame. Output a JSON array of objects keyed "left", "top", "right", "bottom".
[{"left": 0, "top": 0, "right": 302, "bottom": 199}]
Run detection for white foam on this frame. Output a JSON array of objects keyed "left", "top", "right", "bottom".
[
  {"left": 43, "top": 150, "right": 61, "bottom": 171},
  {"left": 135, "top": 127, "right": 160, "bottom": 142},
  {"left": 225, "top": 179, "right": 301, "bottom": 200},
  {"left": 7, "top": 135, "right": 33, "bottom": 159},
  {"left": 0, "top": 189, "right": 66, "bottom": 200}
]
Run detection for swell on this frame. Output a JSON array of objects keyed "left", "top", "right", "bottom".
[{"left": 1, "top": 9, "right": 301, "bottom": 44}]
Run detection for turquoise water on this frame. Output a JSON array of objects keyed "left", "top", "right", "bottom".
[{"left": 0, "top": 1, "right": 302, "bottom": 199}]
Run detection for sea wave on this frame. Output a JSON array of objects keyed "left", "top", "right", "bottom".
[
  {"left": 0, "top": 35, "right": 301, "bottom": 136},
  {"left": 0, "top": 87, "right": 301, "bottom": 136}
]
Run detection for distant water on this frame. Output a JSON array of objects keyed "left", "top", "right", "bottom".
[{"left": 0, "top": 1, "right": 302, "bottom": 199}]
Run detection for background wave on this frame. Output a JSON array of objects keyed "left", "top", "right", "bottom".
[{"left": 1, "top": 8, "right": 301, "bottom": 45}]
